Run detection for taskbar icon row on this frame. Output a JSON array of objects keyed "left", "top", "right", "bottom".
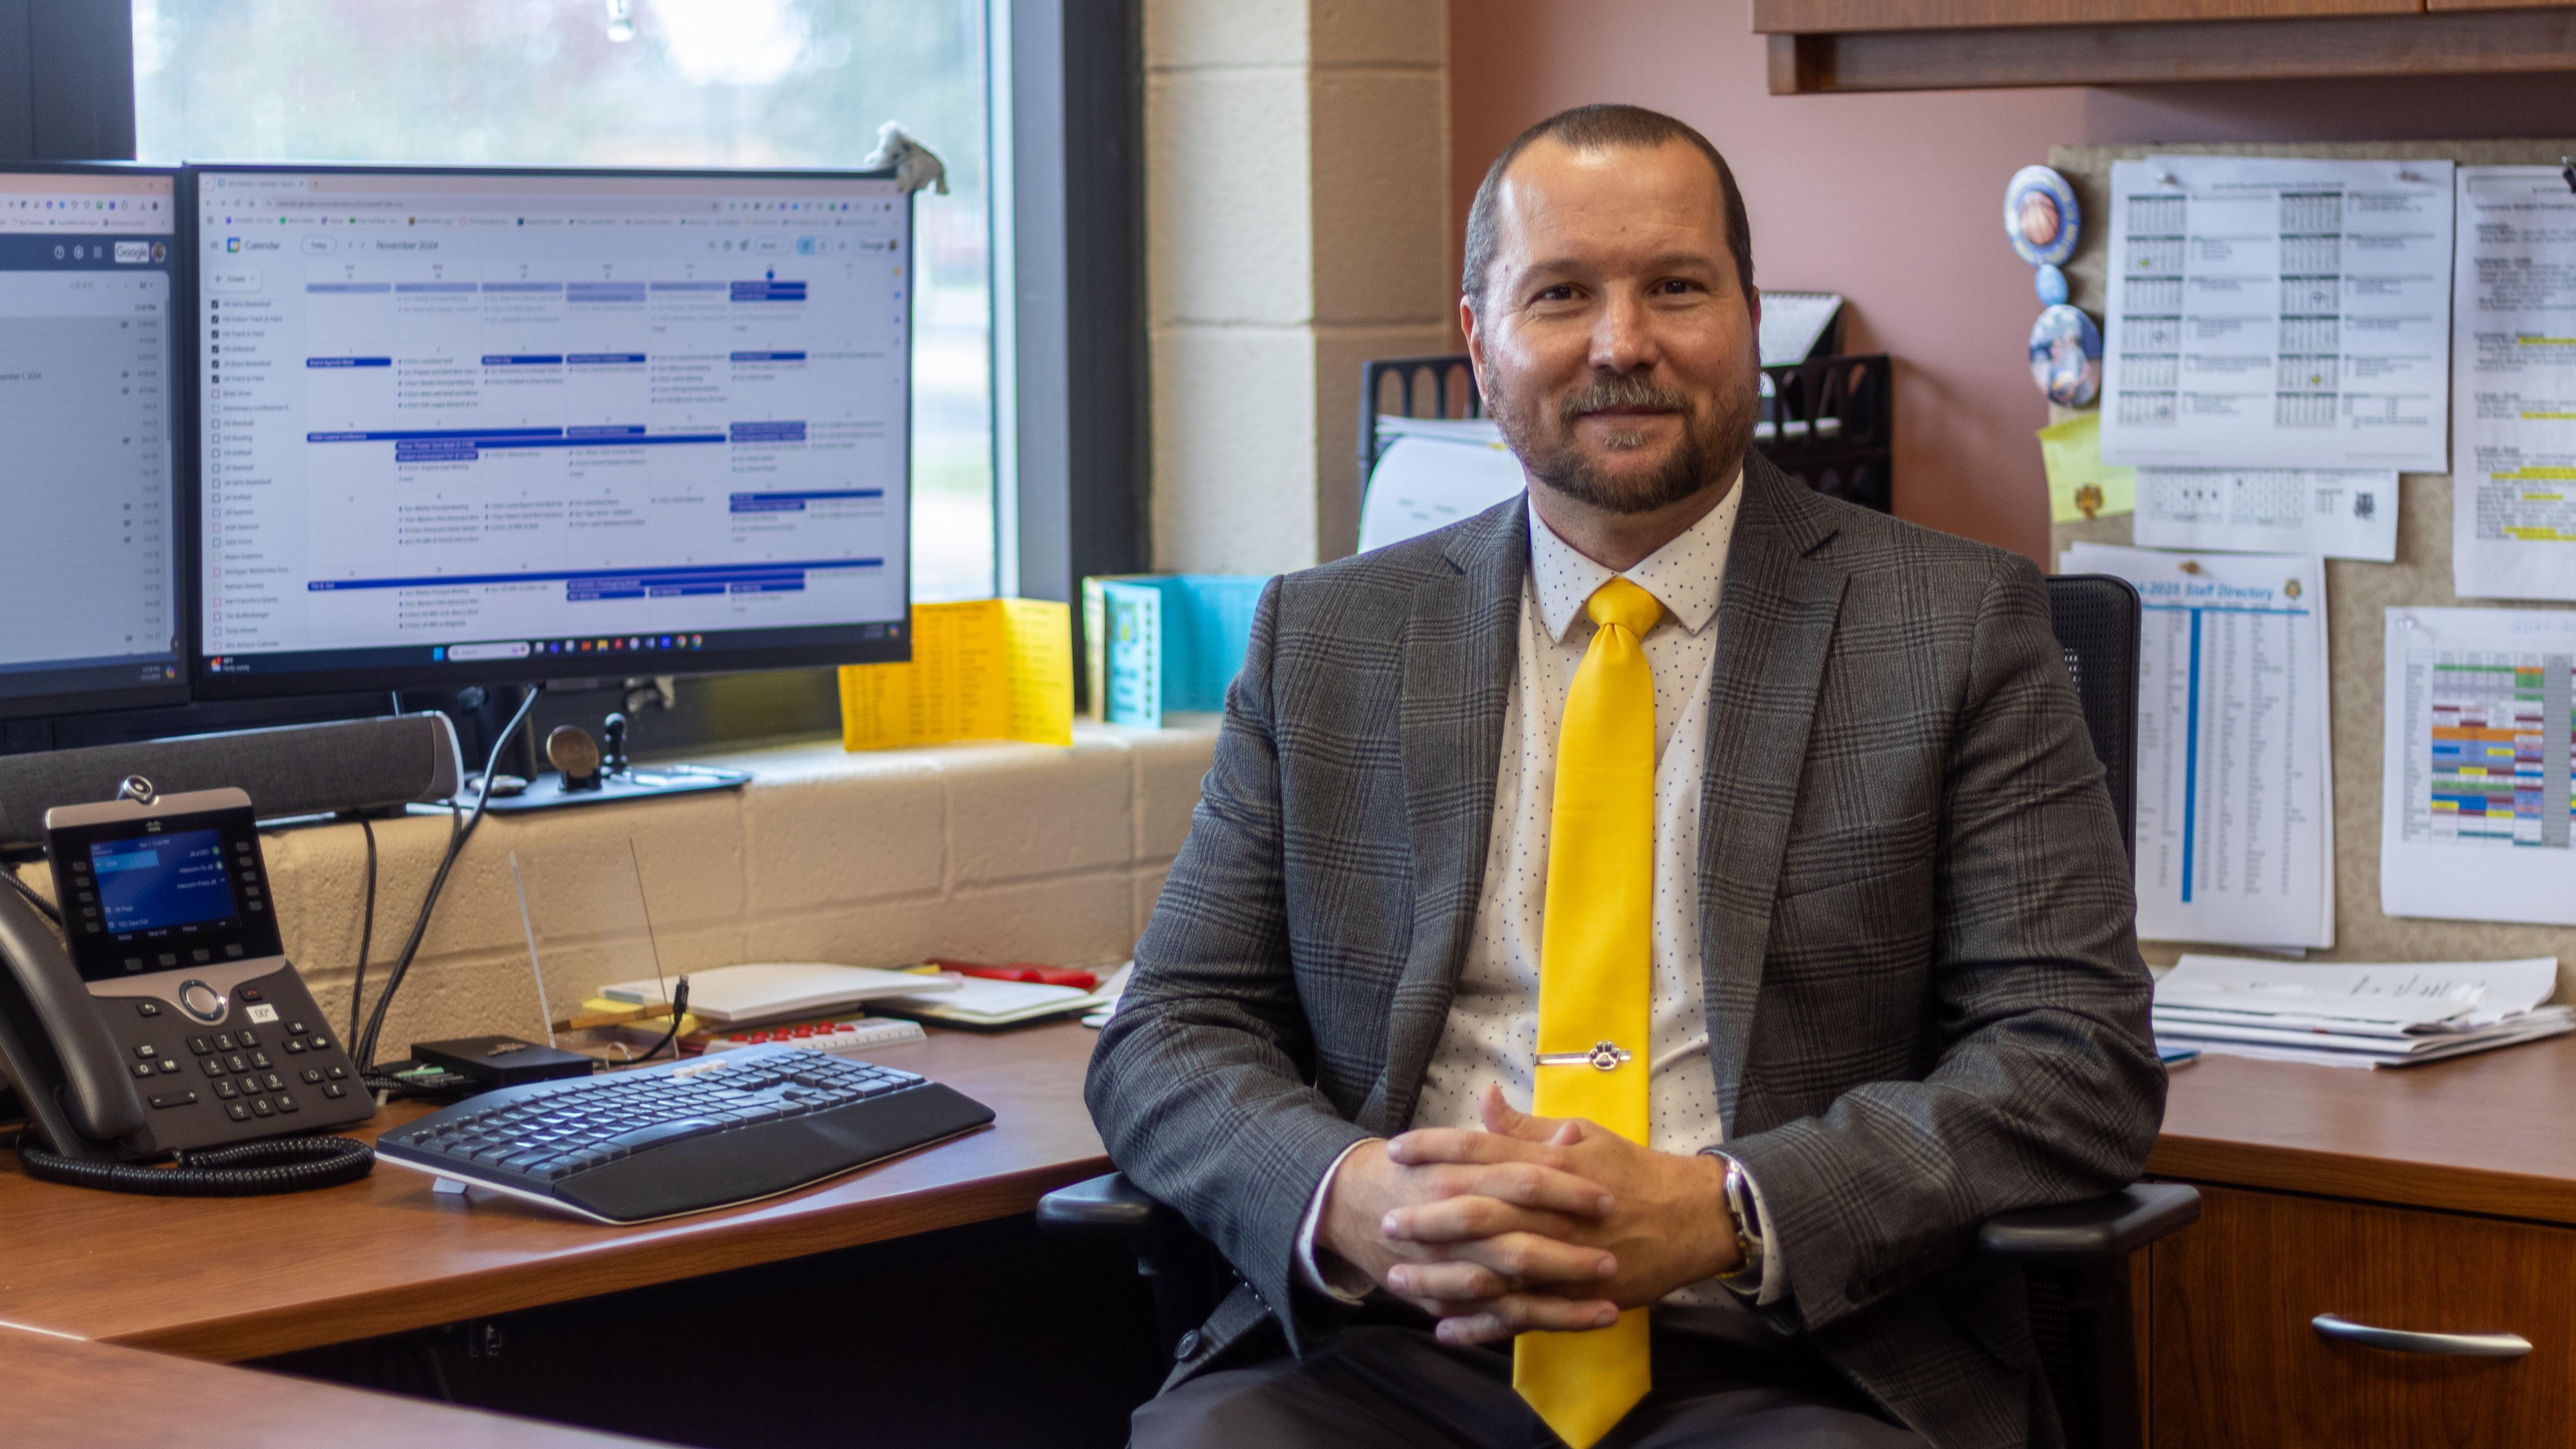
[{"left": 429, "top": 634, "right": 708, "bottom": 663}]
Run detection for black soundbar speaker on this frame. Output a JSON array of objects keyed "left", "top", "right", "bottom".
[{"left": 0, "top": 714, "right": 463, "bottom": 850}]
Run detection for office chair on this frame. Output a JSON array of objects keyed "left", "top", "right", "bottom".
[{"left": 1042, "top": 571, "right": 2196, "bottom": 1449}]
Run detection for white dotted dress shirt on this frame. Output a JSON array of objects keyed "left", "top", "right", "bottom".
[{"left": 1297, "top": 473, "right": 1784, "bottom": 1310}]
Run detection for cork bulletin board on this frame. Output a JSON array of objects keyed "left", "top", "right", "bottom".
[{"left": 2046, "top": 141, "right": 2576, "bottom": 985}]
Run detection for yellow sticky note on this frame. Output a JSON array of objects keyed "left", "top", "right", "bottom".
[
  {"left": 838, "top": 598, "right": 1074, "bottom": 750},
  {"left": 2037, "top": 413, "right": 2136, "bottom": 524}
]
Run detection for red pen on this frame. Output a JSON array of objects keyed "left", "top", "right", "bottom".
[{"left": 928, "top": 957, "right": 1099, "bottom": 991}]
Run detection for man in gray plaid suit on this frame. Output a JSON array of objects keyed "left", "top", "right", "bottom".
[{"left": 1088, "top": 104, "right": 2162, "bottom": 1449}]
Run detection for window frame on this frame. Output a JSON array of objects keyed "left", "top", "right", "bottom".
[{"left": 996, "top": 0, "right": 1147, "bottom": 681}]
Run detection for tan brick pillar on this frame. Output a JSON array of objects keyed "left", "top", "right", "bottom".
[{"left": 1145, "top": 0, "right": 1452, "bottom": 574}]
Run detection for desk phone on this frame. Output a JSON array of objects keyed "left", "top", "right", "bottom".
[{"left": 0, "top": 784, "right": 374, "bottom": 1189}]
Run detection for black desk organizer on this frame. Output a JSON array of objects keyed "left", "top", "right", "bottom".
[{"left": 1362, "top": 352, "right": 1893, "bottom": 515}]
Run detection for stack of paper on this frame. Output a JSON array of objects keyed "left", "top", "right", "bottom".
[
  {"left": 1357, "top": 424, "right": 1526, "bottom": 555},
  {"left": 877, "top": 970, "right": 1127, "bottom": 1029},
  {"left": 598, "top": 962, "right": 957, "bottom": 1025},
  {"left": 1080, "top": 962, "right": 1133, "bottom": 1029},
  {"left": 838, "top": 598, "right": 1074, "bottom": 750},
  {"left": 2152, "top": 955, "right": 2570, "bottom": 1068},
  {"left": 1758, "top": 290, "right": 1843, "bottom": 365}
]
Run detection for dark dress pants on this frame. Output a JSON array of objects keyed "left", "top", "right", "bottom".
[{"left": 1131, "top": 1306, "right": 1929, "bottom": 1449}]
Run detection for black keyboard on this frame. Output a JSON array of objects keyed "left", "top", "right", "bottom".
[{"left": 373, "top": 1044, "right": 996, "bottom": 1223}]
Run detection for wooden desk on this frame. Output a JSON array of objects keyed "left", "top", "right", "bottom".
[
  {"left": 2144, "top": 1034, "right": 2576, "bottom": 1447},
  {"left": 0, "top": 1024, "right": 1106, "bottom": 1361},
  {"left": 7, "top": 1324, "right": 661, "bottom": 1448}
]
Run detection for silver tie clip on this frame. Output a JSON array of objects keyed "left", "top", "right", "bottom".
[{"left": 1536, "top": 1041, "right": 1633, "bottom": 1072}]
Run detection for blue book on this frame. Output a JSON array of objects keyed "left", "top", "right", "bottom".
[
  {"left": 1098, "top": 582, "right": 1163, "bottom": 728},
  {"left": 1087, "top": 574, "right": 1269, "bottom": 726}
]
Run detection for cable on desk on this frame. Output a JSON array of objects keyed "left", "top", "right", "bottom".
[
  {"left": 344, "top": 815, "right": 378, "bottom": 1048},
  {"left": 15, "top": 1127, "right": 375, "bottom": 1195},
  {"left": 626, "top": 976, "right": 690, "bottom": 1063},
  {"left": 353, "top": 686, "right": 541, "bottom": 1074}
]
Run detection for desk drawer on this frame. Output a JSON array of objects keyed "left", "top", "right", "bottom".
[{"left": 2149, "top": 1184, "right": 2576, "bottom": 1447}]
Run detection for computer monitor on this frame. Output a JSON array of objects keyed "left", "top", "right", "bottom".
[
  {"left": 188, "top": 165, "right": 913, "bottom": 700},
  {"left": 0, "top": 165, "right": 187, "bottom": 720}
]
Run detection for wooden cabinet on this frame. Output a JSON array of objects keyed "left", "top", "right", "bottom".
[
  {"left": 2141, "top": 1044, "right": 2576, "bottom": 1446},
  {"left": 2147, "top": 1186, "right": 2576, "bottom": 1447},
  {"left": 1754, "top": 1, "right": 2421, "bottom": 29},
  {"left": 1755, "top": 0, "right": 2576, "bottom": 93}
]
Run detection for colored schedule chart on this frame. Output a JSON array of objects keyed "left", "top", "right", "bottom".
[
  {"left": 195, "top": 169, "right": 911, "bottom": 679},
  {"left": 2384, "top": 607, "right": 2576, "bottom": 926},
  {"left": 2065, "top": 543, "right": 2335, "bottom": 950},
  {"left": 2413, "top": 656, "right": 2572, "bottom": 846}
]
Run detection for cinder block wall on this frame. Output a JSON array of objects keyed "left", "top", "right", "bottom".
[
  {"left": 1147, "top": 0, "right": 1453, "bottom": 573},
  {"left": 25, "top": 726, "right": 1216, "bottom": 1053}
]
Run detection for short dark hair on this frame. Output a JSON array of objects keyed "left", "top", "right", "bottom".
[{"left": 1461, "top": 104, "right": 1754, "bottom": 318}]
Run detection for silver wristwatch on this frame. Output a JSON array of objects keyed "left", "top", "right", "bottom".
[{"left": 1716, "top": 1153, "right": 1766, "bottom": 1287}]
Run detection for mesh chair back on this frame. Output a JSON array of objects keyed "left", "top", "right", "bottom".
[
  {"left": 2035, "top": 572, "right": 2145, "bottom": 1449},
  {"left": 2044, "top": 574, "right": 2140, "bottom": 866}
]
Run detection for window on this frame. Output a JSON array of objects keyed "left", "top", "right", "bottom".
[{"left": 132, "top": 0, "right": 999, "bottom": 604}]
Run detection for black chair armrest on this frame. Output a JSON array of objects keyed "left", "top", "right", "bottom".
[
  {"left": 1038, "top": 1172, "right": 1231, "bottom": 1360},
  {"left": 1037, "top": 1171, "right": 1184, "bottom": 1237},
  {"left": 1977, "top": 1183, "right": 2200, "bottom": 1269}
]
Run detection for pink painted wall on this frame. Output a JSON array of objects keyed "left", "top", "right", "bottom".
[{"left": 1449, "top": 2, "right": 2576, "bottom": 561}]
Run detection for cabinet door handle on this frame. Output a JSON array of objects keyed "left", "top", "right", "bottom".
[{"left": 2312, "top": 1314, "right": 2532, "bottom": 1358}]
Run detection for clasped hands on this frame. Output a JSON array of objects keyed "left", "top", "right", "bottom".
[{"left": 1317, "top": 1083, "right": 1740, "bottom": 1346}]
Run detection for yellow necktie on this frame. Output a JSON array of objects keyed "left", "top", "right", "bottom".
[{"left": 1515, "top": 576, "right": 1661, "bottom": 1448}]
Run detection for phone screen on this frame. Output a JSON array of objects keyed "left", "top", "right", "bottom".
[{"left": 89, "top": 829, "right": 237, "bottom": 935}]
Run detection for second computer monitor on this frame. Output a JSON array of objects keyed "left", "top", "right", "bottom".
[
  {"left": 0, "top": 165, "right": 186, "bottom": 720},
  {"left": 190, "top": 166, "right": 912, "bottom": 698}
]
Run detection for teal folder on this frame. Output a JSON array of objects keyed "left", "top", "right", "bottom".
[{"left": 1086, "top": 574, "right": 1269, "bottom": 727}]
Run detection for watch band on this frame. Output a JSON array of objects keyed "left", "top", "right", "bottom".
[{"left": 1716, "top": 1153, "right": 1766, "bottom": 1286}]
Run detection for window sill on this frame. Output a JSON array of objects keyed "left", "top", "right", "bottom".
[{"left": 246, "top": 718, "right": 1221, "bottom": 1046}]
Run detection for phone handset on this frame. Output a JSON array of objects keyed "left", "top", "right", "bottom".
[{"left": 0, "top": 880, "right": 144, "bottom": 1149}]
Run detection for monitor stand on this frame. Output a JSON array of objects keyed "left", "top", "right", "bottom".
[{"left": 474, "top": 761, "right": 750, "bottom": 814}]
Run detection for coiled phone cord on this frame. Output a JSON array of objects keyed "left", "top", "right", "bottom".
[{"left": 15, "top": 1128, "right": 374, "bottom": 1196}]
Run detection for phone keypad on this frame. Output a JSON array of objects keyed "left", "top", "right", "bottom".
[{"left": 91, "top": 968, "right": 369, "bottom": 1149}]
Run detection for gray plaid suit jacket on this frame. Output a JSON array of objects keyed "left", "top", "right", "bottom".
[{"left": 1085, "top": 455, "right": 2164, "bottom": 1449}]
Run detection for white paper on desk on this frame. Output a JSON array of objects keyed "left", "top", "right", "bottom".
[
  {"left": 1079, "top": 961, "right": 1133, "bottom": 1029},
  {"left": 2381, "top": 607, "right": 2576, "bottom": 924},
  {"left": 2450, "top": 167, "right": 2576, "bottom": 600},
  {"left": 2161, "top": 1017, "right": 2575, "bottom": 1069},
  {"left": 2156, "top": 953, "right": 2559, "bottom": 1026},
  {"left": 2133, "top": 468, "right": 2398, "bottom": 561},
  {"left": 2063, "top": 544, "right": 2335, "bottom": 948},
  {"left": 880, "top": 976, "right": 1092, "bottom": 1025},
  {"left": 1357, "top": 431, "right": 1525, "bottom": 554},
  {"left": 2101, "top": 156, "right": 2454, "bottom": 472}
]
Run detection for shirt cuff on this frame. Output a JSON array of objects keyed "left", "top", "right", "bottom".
[
  {"left": 1710, "top": 1149, "right": 1788, "bottom": 1307},
  {"left": 1294, "top": 1137, "right": 1380, "bottom": 1304}
]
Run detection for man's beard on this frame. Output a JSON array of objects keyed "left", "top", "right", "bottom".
[{"left": 1491, "top": 366, "right": 1757, "bottom": 515}]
